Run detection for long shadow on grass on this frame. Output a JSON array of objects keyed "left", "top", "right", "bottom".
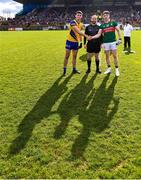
[
  {"left": 9, "top": 74, "right": 73, "bottom": 155},
  {"left": 54, "top": 74, "right": 97, "bottom": 139},
  {"left": 71, "top": 75, "right": 119, "bottom": 158}
]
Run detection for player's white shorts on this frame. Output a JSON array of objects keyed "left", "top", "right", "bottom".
[{"left": 103, "top": 42, "right": 117, "bottom": 51}]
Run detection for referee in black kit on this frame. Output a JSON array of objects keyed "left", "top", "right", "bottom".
[{"left": 84, "top": 15, "right": 103, "bottom": 74}]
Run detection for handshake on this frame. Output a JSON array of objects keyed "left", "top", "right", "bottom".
[{"left": 86, "top": 35, "right": 93, "bottom": 41}]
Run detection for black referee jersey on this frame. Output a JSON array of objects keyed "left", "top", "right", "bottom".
[{"left": 84, "top": 23, "right": 103, "bottom": 53}]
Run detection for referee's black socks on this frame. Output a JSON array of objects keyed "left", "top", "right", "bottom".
[
  {"left": 95, "top": 59, "right": 99, "bottom": 69},
  {"left": 95, "top": 59, "right": 101, "bottom": 73},
  {"left": 87, "top": 60, "right": 91, "bottom": 70}
]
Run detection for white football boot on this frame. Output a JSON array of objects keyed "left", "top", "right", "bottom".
[
  {"left": 115, "top": 68, "right": 120, "bottom": 77},
  {"left": 104, "top": 67, "right": 112, "bottom": 75}
]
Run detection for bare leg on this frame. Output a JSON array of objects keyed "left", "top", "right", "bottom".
[
  {"left": 104, "top": 51, "right": 111, "bottom": 74},
  {"left": 72, "top": 49, "right": 80, "bottom": 74},
  {"left": 105, "top": 50, "right": 111, "bottom": 67},
  {"left": 112, "top": 49, "right": 120, "bottom": 76},
  {"left": 72, "top": 50, "right": 78, "bottom": 68},
  {"left": 112, "top": 49, "right": 118, "bottom": 68},
  {"left": 63, "top": 49, "right": 71, "bottom": 75},
  {"left": 64, "top": 49, "right": 71, "bottom": 68}
]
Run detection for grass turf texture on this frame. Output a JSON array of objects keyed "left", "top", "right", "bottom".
[{"left": 0, "top": 30, "right": 141, "bottom": 178}]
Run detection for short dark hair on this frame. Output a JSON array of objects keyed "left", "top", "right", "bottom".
[
  {"left": 103, "top": 11, "right": 110, "bottom": 15},
  {"left": 75, "top": 10, "right": 83, "bottom": 15}
]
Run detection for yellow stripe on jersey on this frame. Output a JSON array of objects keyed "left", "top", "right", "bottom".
[{"left": 67, "top": 20, "right": 83, "bottom": 43}]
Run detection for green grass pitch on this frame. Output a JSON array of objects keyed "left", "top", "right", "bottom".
[{"left": 0, "top": 30, "right": 141, "bottom": 178}]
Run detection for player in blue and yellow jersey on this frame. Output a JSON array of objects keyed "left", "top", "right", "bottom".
[{"left": 63, "top": 11, "right": 88, "bottom": 76}]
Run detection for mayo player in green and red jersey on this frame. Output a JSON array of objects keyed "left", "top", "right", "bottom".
[{"left": 89, "top": 11, "right": 122, "bottom": 76}]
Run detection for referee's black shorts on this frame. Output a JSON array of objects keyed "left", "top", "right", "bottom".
[{"left": 87, "top": 42, "right": 101, "bottom": 53}]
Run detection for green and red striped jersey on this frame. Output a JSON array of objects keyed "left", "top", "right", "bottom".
[{"left": 100, "top": 21, "right": 118, "bottom": 43}]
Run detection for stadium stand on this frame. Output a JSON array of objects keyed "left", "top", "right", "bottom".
[{"left": 0, "top": 0, "right": 141, "bottom": 30}]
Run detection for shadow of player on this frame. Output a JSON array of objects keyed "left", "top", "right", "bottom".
[
  {"left": 9, "top": 74, "right": 73, "bottom": 155},
  {"left": 71, "top": 75, "right": 119, "bottom": 158},
  {"left": 54, "top": 74, "right": 97, "bottom": 139}
]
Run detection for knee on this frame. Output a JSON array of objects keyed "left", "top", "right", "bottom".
[
  {"left": 65, "top": 55, "right": 69, "bottom": 59},
  {"left": 72, "top": 56, "right": 77, "bottom": 61}
]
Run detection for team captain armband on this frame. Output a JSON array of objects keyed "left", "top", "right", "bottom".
[{"left": 70, "top": 20, "right": 77, "bottom": 26}]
